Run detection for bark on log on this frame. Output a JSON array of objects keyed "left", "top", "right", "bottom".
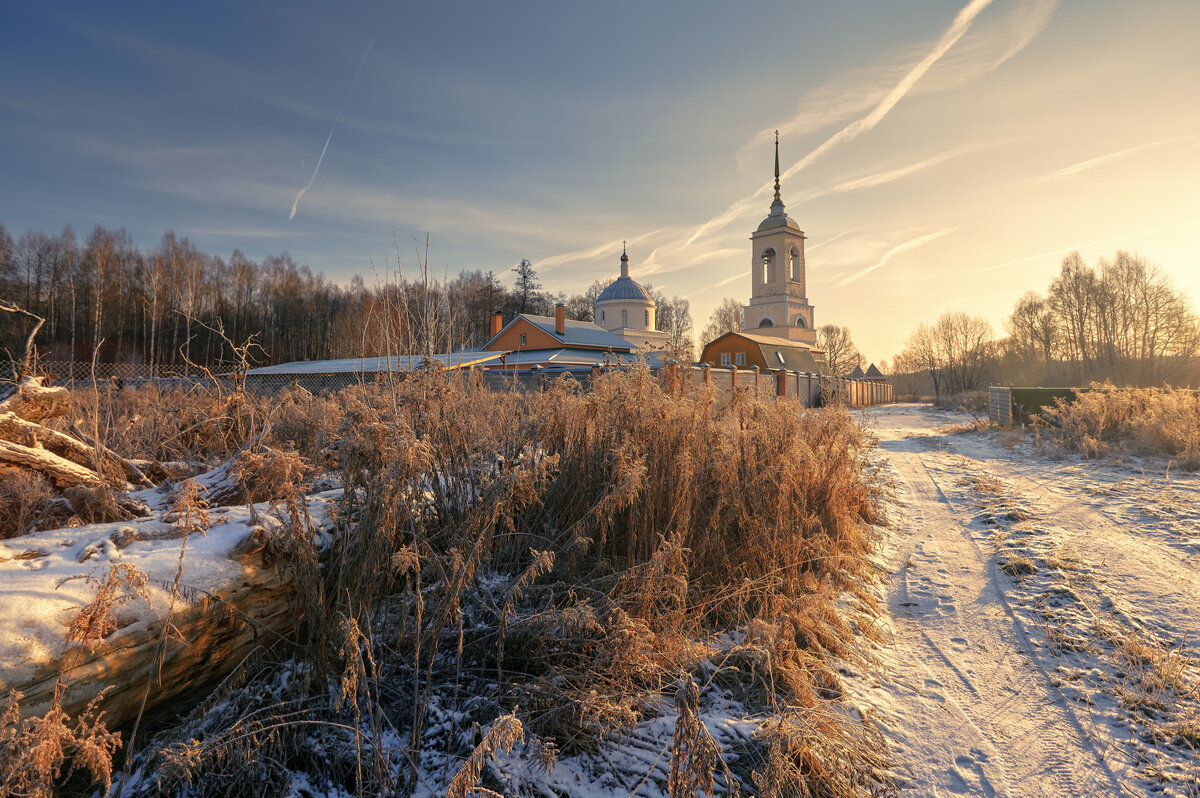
[
  {"left": 8, "top": 539, "right": 297, "bottom": 732},
  {"left": 0, "top": 411, "right": 100, "bottom": 471},
  {"left": 0, "top": 438, "right": 111, "bottom": 488},
  {"left": 0, "top": 376, "right": 71, "bottom": 422}
]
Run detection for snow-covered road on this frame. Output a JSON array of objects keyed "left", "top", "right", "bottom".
[{"left": 849, "top": 404, "right": 1200, "bottom": 797}]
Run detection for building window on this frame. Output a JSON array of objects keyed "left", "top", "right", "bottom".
[
  {"left": 644, "top": 309, "right": 649, "bottom": 326},
  {"left": 790, "top": 246, "right": 802, "bottom": 282},
  {"left": 776, "top": 352, "right": 785, "bottom": 365},
  {"left": 520, "top": 333, "right": 526, "bottom": 346},
  {"left": 721, "top": 353, "right": 731, "bottom": 366},
  {"left": 621, "top": 309, "right": 628, "bottom": 327},
  {"left": 600, "top": 310, "right": 605, "bottom": 324},
  {"left": 795, "top": 316, "right": 806, "bottom": 328},
  {"left": 758, "top": 318, "right": 773, "bottom": 328},
  {"left": 735, "top": 352, "right": 745, "bottom": 366}
]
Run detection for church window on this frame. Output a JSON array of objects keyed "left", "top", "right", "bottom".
[
  {"left": 790, "top": 246, "right": 802, "bottom": 282},
  {"left": 758, "top": 318, "right": 773, "bottom": 328},
  {"left": 621, "top": 309, "right": 628, "bottom": 327},
  {"left": 644, "top": 309, "right": 649, "bottom": 326},
  {"left": 762, "top": 248, "right": 777, "bottom": 283},
  {"left": 795, "top": 316, "right": 807, "bottom": 328},
  {"left": 721, "top": 353, "right": 731, "bottom": 366},
  {"left": 735, "top": 352, "right": 745, "bottom": 366}
]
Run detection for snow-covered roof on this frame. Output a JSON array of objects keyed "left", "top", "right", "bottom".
[
  {"left": 486, "top": 315, "right": 634, "bottom": 352},
  {"left": 244, "top": 351, "right": 506, "bottom": 376}
]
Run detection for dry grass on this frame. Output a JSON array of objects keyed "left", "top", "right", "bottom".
[
  {"left": 1044, "top": 386, "right": 1200, "bottom": 469},
  {"left": 10, "top": 367, "right": 893, "bottom": 796}
]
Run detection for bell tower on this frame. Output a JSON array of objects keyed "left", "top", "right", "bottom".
[{"left": 743, "top": 133, "right": 816, "bottom": 345}]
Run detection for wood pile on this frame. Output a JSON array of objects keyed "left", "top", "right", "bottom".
[{"left": 0, "top": 376, "right": 154, "bottom": 525}]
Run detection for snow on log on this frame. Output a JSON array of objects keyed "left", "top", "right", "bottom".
[
  {"left": 0, "top": 410, "right": 105, "bottom": 471},
  {"left": 0, "top": 376, "right": 71, "bottom": 422},
  {"left": 0, "top": 490, "right": 340, "bottom": 730},
  {"left": 0, "top": 437, "right": 112, "bottom": 488}
]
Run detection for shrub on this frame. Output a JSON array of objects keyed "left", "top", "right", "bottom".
[{"left": 1044, "top": 386, "right": 1200, "bottom": 469}]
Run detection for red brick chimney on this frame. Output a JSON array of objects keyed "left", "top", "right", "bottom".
[
  {"left": 555, "top": 303, "right": 566, "bottom": 335},
  {"left": 490, "top": 311, "right": 504, "bottom": 337}
]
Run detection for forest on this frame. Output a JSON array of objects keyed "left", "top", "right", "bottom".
[{"left": 0, "top": 223, "right": 695, "bottom": 369}]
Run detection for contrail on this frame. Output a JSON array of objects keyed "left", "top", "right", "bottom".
[
  {"left": 351, "top": 38, "right": 374, "bottom": 88},
  {"left": 1042, "top": 136, "right": 1189, "bottom": 182},
  {"left": 979, "top": 218, "right": 1200, "bottom": 273},
  {"left": 834, "top": 227, "right": 958, "bottom": 288},
  {"left": 290, "top": 126, "right": 335, "bottom": 220},
  {"left": 289, "top": 37, "right": 375, "bottom": 221},
  {"left": 686, "top": 0, "right": 995, "bottom": 246}
]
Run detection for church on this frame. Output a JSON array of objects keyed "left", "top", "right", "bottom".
[
  {"left": 700, "top": 135, "right": 827, "bottom": 372},
  {"left": 593, "top": 246, "right": 670, "bottom": 352}
]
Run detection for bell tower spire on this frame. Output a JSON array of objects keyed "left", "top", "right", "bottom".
[
  {"left": 772, "top": 130, "right": 783, "bottom": 209},
  {"left": 745, "top": 133, "right": 815, "bottom": 345}
]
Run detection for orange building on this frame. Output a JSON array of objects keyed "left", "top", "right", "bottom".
[
  {"left": 481, "top": 305, "right": 646, "bottom": 371},
  {"left": 699, "top": 330, "right": 826, "bottom": 373}
]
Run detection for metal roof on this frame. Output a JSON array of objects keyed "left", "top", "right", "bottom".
[
  {"left": 595, "top": 275, "right": 654, "bottom": 303},
  {"left": 499, "top": 314, "right": 635, "bottom": 351},
  {"left": 244, "top": 351, "right": 506, "bottom": 375},
  {"left": 756, "top": 212, "right": 802, "bottom": 233}
]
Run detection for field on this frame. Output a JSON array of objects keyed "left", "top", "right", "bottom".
[
  {"left": 1, "top": 370, "right": 893, "bottom": 797},
  {"left": 2, "top": 376, "right": 1198, "bottom": 797}
]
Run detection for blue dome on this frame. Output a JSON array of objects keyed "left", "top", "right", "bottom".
[{"left": 596, "top": 275, "right": 654, "bottom": 303}]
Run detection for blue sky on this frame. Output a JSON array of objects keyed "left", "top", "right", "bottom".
[{"left": 3, "top": 1, "right": 1199, "bottom": 361}]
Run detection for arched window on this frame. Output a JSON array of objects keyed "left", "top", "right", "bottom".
[
  {"left": 758, "top": 318, "right": 774, "bottom": 328},
  {"left": 621, "top": 309, "right": 628, "bottom": 327},
  {"left": 762, "top": 248, "right": 777, "bottom": 284},
  {"left": 790, "top": 246, "right": 802, "bottom": 282},
  {"left": 795, "top": 315, "right": 807, "bottom": 328}
]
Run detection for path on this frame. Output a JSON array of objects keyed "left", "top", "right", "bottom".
[{"left": 849, "top": 404, "right": 1200, "bottom": 797}]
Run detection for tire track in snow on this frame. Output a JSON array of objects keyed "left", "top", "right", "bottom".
[{"left": 851, "top": 406, "right": 1129, "bottom": 797}]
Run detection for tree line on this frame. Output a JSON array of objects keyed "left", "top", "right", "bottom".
[
  {"left": 892, "top": 250, "right": 1200, "bottom": 400},
  {"left": 0, "top": 223, "right": 695, "bottom": 370}
]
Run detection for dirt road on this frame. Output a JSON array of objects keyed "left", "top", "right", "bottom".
[{"left": 851, "top": 404, "right": 1200, "bottom": 797}]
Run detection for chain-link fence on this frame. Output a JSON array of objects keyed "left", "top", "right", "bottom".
[{"left": 3, "top": 360, "right": 894, "bottom": 406}]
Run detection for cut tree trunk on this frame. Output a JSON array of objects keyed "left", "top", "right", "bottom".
[
  {"left": 8, "top": 536, "right": 297, "bottom": 732},
  {"left": 0, "top": 376, "right": 71, "bottom": 422},
  {"left": 0, "top": 438, "right": 112, "bottom": 488}
]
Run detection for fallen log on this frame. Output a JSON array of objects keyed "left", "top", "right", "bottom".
[
  {"left": 0, "top": 411, "right": 102, "bottom": 471},
  {"left": 0, "top": 376, "right": 71, "bottom": 422},
  {"left": 0, "top": 437, "right": 112, "bottom": 488},
  {"left": 0, "top": 491, "right": 341, "bottom": 731}
]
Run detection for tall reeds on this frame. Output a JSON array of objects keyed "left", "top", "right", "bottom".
[{"left": 24, "top": 365, "right": 892, "bottom": 796}]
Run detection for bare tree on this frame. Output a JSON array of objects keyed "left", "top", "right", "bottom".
[
  {"left": 901, "top": 311, "right": 994, "bottom": 401},
  {"left": 816, "top": 324, "right": 862, "bottom": 376},
  {"left": 700, "top": 298, "right": 744, "bottom": 344}
]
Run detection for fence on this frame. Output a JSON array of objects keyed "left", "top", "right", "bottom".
[
  {"left": 5, "top": 360, "right": 894, "bottom": 408},
  {"left": 988, "top": 386, "right": 1082, "bottom": 426}
]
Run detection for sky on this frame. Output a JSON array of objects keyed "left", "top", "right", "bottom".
[{"left": 2, "top": 0, "right": 1199, "bottom": 363}]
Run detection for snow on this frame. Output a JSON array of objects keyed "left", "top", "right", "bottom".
[
  {"left": 845, "top": 403, "right": 1199, "bottom": 796},
  {"left": 0, "top": 490, "right": 341, "bottom": 693}
]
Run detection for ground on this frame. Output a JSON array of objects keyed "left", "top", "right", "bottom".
[{"left": 849, "top": 403, "right": 1200, "bottom": 797}]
